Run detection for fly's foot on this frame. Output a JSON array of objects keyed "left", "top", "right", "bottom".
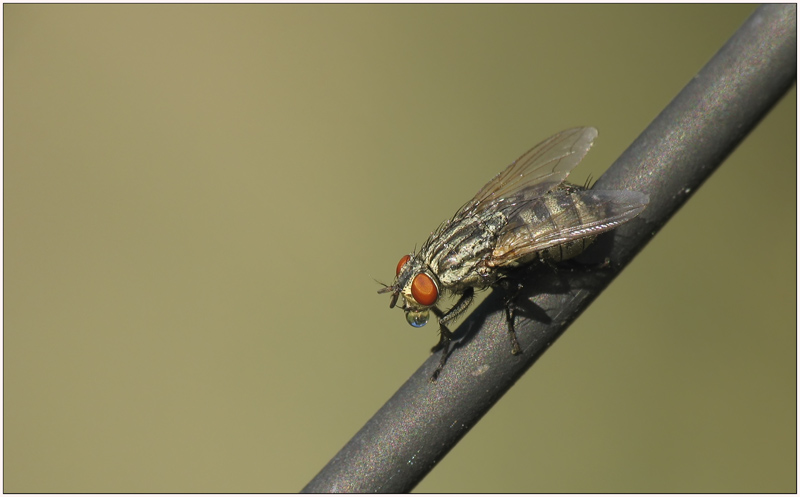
[
  {"left": 429, "top": 326, "right": 453, "bottom": 382},
  {"left": 509, "top": 329, "right": 522, "bottom": 355},
  {"left": 430, "top": 342, "right": 450, "bottom": 382},
  {"left": 506, "top": 306, "right": 523, "bottom": 355},
  {"left": 430, "top": 356, "right": 446, "bottom": 382},
  {"left": 503, "top": 281, "right": 524, "bottom": 355}
]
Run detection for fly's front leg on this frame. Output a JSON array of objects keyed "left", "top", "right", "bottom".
[
  {"left": 429, "top": 287, "right": 474, "bottom": 381},
  {"left": 428, "top": 316, "right": 453, "bottom": 383}
]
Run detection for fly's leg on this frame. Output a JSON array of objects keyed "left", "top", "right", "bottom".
[
  {"left": 504, "top": 295, "right": 522, "bottom": 355},
  {"left": 496, "top": 279, "right": 523, "bottom": 355},
  {"left": 429, "top": 324, "right": 453, "bottom": 382},
  {"left": 429, "top": 323, "right": 451, "bottom": 354},
  {"left": 429, "top": 287, "right": 475, "bottom": 381}
]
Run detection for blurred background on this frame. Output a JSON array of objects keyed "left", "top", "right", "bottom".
[{"left": 4, "top": 4, "right": 795, "bottom": 493}]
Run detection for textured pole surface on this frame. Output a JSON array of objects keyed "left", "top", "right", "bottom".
[{"left": 303, "top": 4, "right": 796, "bottom": 493}]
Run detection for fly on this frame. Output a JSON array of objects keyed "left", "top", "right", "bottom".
[{"left": 378, "top": 127, "right": 649, "bottom": 381}]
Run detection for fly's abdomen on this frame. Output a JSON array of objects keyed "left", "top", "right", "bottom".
[
  {"left": 538, "top": 189, "right": 599, "bottom": 262},
  {"left": 490, "top": 186, "right": 610, "bottom": 267},
  {"left": 540, "top": 233, "right": 595, "bottom": 262}
]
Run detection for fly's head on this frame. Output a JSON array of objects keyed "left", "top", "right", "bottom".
[{"left": 378, "top": 254, "right": 440, "bottom": 328}]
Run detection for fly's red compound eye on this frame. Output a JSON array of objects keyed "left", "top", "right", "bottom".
[
  {"left": 396, "top": 255, "right": 411, "bottom": 276},
  {"left": 411, "top": 273, "right": 438, "bottom": 306}
]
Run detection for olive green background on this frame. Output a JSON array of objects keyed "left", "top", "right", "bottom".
[{"left": 4, "top": 4, "right": 795, "bottom": 493}]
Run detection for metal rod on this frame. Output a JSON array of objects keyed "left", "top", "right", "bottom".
[{"left": 302, "top": 4, "right": 796, "bottom": 493}]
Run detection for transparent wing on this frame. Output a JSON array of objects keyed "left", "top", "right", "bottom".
[
  {"left": 489, "top": 190, "right": 649, "bottom": 266},
  {"left": 455, "top": 127, "right": 598, "bottom": 218}
]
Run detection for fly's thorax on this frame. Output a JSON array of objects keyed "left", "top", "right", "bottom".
[{"left": 420, "top": 210, "right": 508, "bottom": 292}]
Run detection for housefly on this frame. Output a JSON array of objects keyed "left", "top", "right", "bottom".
[{"left": 378, "top": 127, "right": 649, "bottom": 381}]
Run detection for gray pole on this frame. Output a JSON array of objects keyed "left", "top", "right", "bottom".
[{"left": 303, "top": 4, "right": 796, "bottom": 493}]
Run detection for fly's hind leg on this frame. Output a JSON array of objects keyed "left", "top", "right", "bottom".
[{"left": 429, "top": 287, "right": 474, "bottom": 381}]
